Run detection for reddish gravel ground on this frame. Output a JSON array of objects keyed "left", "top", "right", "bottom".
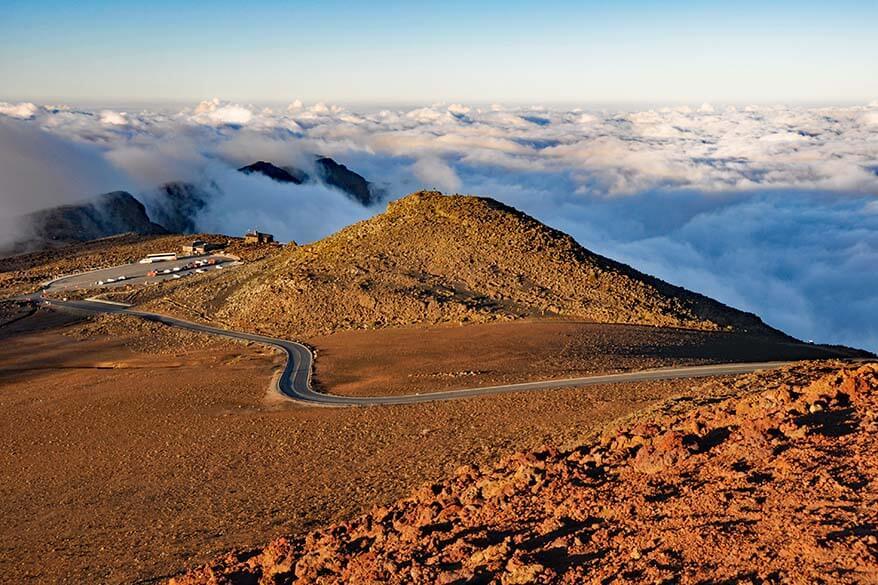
[
  {"left": 172, "top": 362, "right": 878, "bottom": 585},
  {"left": 0, "top": 311, "right": 763, "bottom": 583}
]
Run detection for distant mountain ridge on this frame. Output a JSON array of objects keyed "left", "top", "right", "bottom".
[
  {"left": 236, "top": 157, "right": 379, "bottom": 206},
  {"left": 2, "top": 156, "right": 380, "bottom": 256},
  {"left": 3, "top": 191, "right": 167, "bottom": 254},
  {"left": 237, "top": 161, "right": 306, "bottom": 185}
]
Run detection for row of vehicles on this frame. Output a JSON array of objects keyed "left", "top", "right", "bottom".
[
  {"left": 92, "top": 258, "right": 226, "bottom": 287},
  {"left": 146, "top": 258, "right": 223, "bottom": 279},
  {"left": 95, "top": 275, "right": 126, "bottom": 286}
]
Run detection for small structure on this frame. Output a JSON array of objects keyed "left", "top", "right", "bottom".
[
  {"left": 139, "top": 252, "right": 177, "bottom": 264},
  {"left": 182, "top": 239, "right": 224, "bottom": 255},
  {"left": 244, "top": 230, "right": 275, "bottom": 245}
]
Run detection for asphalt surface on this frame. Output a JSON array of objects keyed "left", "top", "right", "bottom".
[
  {"left": 25, "top": 296, "right": 796, "bottom": 407},
  {"left": 43, "top": 254, "right": 236, "bottom": 291}
]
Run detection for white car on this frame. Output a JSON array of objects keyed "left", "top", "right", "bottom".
[
  {"left": 117, "top": 275, "right": 126, "bottom": 281},
  {"left": 172, "top": 266, "right": 181, "bottom": 272},
  {"left": 96, "top": 280, "right": 104, "bottom": 286},
  {"left": 172, "top": 274, "right": 181, "bottom": 279},
  {"left": 215, "top": 265, "right": 224, "bottom": 270},
  {"left": 106, "top": 278, "right": 115, "bottom": 283},
  {"left": 195, "top": 269, "right": 206, "bottom": 274},
  {"left": 162, "top": 269, "right": 171, "bottom": 274}
]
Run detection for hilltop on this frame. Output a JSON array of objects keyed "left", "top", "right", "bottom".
[{"left": 140, "top": 191, "right": 783, "bottom": 339}]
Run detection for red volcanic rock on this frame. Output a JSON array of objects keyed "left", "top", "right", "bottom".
[{"left": 170, "top": 363, "right": 878, "bottom": 585}]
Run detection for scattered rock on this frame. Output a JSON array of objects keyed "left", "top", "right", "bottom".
[{"left": 171, "top": 362, "right": 878, "bottom": 584}]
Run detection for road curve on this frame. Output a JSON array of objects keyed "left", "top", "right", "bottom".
[{"left": 28, "top": 297, "right": 794, "bottom": 407}]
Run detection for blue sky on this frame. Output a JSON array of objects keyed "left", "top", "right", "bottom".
[{"left": 1, "top": 0, "right": 876, "bottom": 104}]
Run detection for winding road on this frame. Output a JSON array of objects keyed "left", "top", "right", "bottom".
[{"left": 22, "top": 296, "right": 796, "bottom": 407}]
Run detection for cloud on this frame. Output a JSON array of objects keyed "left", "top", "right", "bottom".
[
  {"left": 192, "top": 98, "right": 254, "bottom": 126},
  {"left": 0, "top": 119, "right": 128, "bottom": 216},
  {"left": 196, "top": 166, "right": 371, "bottom": 244},
  {"left": 0, "top": 119, "right": 131, "bottom": 249},
  {"left": 0, "top": 101, "right": 39, "bottom": 119},
  {"left": 99, "top": 110, "right": 128, "bottom": 126},
  {"left": 104, "top": 137, "right": 207, "bottom": 188},
  {"left": 1, "top": 100, "right": 877, "bottom": 351},
  {"left": 411, "top": 157, "right": 462, "bottom": 192}
]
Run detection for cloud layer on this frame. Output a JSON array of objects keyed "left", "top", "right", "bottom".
[{"left": 1, "top": 99, "right": 876, "bottom": 350}]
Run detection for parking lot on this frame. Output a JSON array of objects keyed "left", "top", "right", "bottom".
[{"left": 45, "top": 254, "right": 238, "bottom": 292}]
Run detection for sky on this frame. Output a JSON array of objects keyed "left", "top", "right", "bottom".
[{"left": 1, "top": 0, "right": 877, "bottom": 104}]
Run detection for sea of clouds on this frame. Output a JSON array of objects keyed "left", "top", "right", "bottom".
[{"left": 1, "top": 98, "right": 877, "bottom": 350}]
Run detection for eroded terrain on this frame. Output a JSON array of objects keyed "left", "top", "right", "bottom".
[{"left": 173, "top": 362, "right": 878, "bottom": 584}]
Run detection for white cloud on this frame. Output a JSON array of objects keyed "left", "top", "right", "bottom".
[
  {"left": 2, "top": 99, "right": 877, "bottom": 350},
  {"left": 411, "top": 157, "right": 461, "bottom": 192},
  {"left": 0, "top": 119, "right": 129, "bottom": 219},
  {"left": 759, "top": 131, "right": 810, "bottom": 143},
  {"left": 0, "top": 101, "right": 39, "bottom": 119},
  {"left": 198, "top": 166, "right": 371, "bottom": 244},
  {"left": 192, "top": 98, "right": 254, "bottom": 125},
  {"left": 99, "top": 110, "right": 128, "bottom": 126}
]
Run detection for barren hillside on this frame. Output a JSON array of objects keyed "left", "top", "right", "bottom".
[
  {"left": 171, "top": 361, "right": 878, "bottom": 584},
  {"left": 145, "top": 191, "right": 783, "bottom": 338}
]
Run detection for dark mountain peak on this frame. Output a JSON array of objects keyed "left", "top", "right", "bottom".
[
  {"left": 236, "top": 157, "right": 380, "bottom": 206},
  {"left": 142, "top": 182, "right": 211, "bottom": 234},
  {"left": 315, "top": 156, "right": 377, "bottom": 206},
  {"left": 6, "top": 191, "right": 168, "bottom": 254},
  {"left": 238, "top": 161, "right": 306, "bottom": 185}
]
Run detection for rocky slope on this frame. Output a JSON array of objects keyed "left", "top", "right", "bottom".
[
  {"left": 170, "top": 361, "right": 878, "bottom": 584},
  {"left": 145, "top": 191, "right": 784, "bottom": 338},
  {"left": 4, "top": 191, "right": 168, "bottom": 255},
  {"left": 314, "top": 156, "right": 377, "bottom": 205}
]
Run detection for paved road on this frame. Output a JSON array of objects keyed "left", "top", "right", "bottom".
[
  {"left": 25, "top": 296, "right": 797, "bottom": 407},
  {"left": 44, "top": 254, "right": 237, "bottom": 291}
]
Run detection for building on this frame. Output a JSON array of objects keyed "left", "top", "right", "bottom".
[
  {"left": 138, "top": 252, "right": 177, "bottom": 264},
  {"left": 181, "top": 239, "right": 224, "bottom": 255},
  {"left": 244, "top": 230, "right": 275, "bottom": 245}
]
